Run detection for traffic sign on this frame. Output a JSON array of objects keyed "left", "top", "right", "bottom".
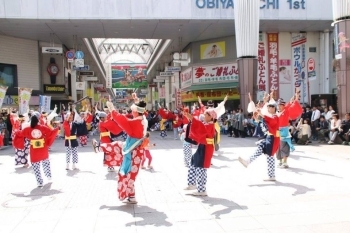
[
  {"left": 75, "top": 59, "right": 84, "bottom": 68},
  {"left": 73, "top": 65, "right": 89, "bottom": 71},
  {"left": 165, "top": 66, "right": 181, "bottom": 72},
  {"left": 160, "top": 72, "right": 173, "bottom": 76},
  {"left": 307, "top": 58, "right": 315, "bottom": 72},
  {"left": 75, "top": 51, "right": 84, "bottom": 59},
  {"left": 66, "top": 51, "right": 75, "bottom": 59}
]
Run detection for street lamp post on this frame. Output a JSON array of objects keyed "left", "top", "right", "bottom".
[{"left": 332, "top": 0, "right": 350, "bottom": 117}]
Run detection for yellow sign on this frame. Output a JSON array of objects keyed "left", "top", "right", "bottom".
[
  {"left": 200, "top": 41, "right": 226, "bottom": 60},
  {"left": 43, "top": 84, "right": 65, "bottom": 93},
  {"left": 181, "top": 89, "right": 239, "bottom": 102}
]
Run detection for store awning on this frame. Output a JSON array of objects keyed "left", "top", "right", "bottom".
[{"left": 182, "top": 82, "right": 239, "bottom": 92}]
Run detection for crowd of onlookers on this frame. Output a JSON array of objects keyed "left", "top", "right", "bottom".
[{"left": 217, "top": 105, "right": 350, "bottom": 146}]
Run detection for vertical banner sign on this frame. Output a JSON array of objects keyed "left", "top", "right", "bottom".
[
  {"left": 267, "top": 33, "right": 279, "bottom": 98},
  {"left": 0, "top": 86, "right": 8, "bottom": 109},
  {"left": 175, "top": 88, "right": 182, "bottom": 109},
  {"left": 291, "top": 33, "right": 307, "bottom": 103},
  {"left": 257, "top": 33, "right": 267, "bottom": 100},
  {"left": 105, "top": 63, "right": 112, "bottom": 88},
  {"left": 18, "top": 88, "right": 33, "bottom": 114},
  {"left": 39, "top": 95, "right": 51, "bottom": 113}
]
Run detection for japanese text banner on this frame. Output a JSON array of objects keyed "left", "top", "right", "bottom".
[
  {"left": 0, "top": 86, "right": 8, "bottom": 110},
  {"left": 193, "top": 63, "right": 239, "bottom": 84},
  {"left": 18, "top": 87, "right": 32, "bottom": 114},
  {"left": 291, "top": 33, "right": 308, "bottom": 103},
  {"left": 267, "top": 33, "right": 279, "bottom": 99}
]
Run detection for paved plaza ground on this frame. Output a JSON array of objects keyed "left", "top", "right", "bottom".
[{"left": 0, "top": 132, "right": 350, "bottom": 233}]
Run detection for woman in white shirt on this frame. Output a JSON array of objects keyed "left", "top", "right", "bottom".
[
  {"left": 328, "top": 113, "right": 341, "bottom": 144},
  {"left": 296, "top": 118, "right": 312, "bottom": 145},
  {"left": 325, "top": 105, "right": 335, "bottom": 122}
]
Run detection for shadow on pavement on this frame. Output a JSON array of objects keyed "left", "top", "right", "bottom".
[
  {"left": 105, "top": 172, "right": 117, "bottom": 180},
  {"left": 201, "top": 197, "right": 248, "bottom": 219},
  {"left": 286, "top": 167, "right": 342, "bottom": 179},
  {"left": 249, "top": 181, "right": 315, "bottom": 196},
  {"left": 214, "top": 156, "right": 237, "bottom": 162},
  {"left": 13, "top": 167, "right": 32, "bottom": 174},
  {"left": 100, "top": 205, "right": 173, "bottom": 227},
  {"left": 291, "top": 154, "right": 325, "bottom": 162},
  {"left": 11, "top": 183, "right": 62, "bottom": 200},
  {"left": 66, "top": 170, "right": 79, "bottom": 177},
  {"left": 210, "top": 165, "right": 229, "bottom": 169}
]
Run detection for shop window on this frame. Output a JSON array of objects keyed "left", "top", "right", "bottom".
[{"left": 0, "top": 63, "right": 18, "bottom": 88}]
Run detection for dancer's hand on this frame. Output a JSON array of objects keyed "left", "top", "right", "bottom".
[
  {"left": 263, "top": 93, "right": 269, "bottom": 103},
  {"left": 106, "top": 101, "right": 115, "bottom": 112},
  {"left": 224, "top": 94, "right": 228, "bottom": 103}
]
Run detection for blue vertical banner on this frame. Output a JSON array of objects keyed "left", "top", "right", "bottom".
[{"left": 39, "top": 95, "right": 51, "bottom": 113}]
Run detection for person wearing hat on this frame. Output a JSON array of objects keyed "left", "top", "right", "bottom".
[
  {"left": 239, "top": 92, "right": 280, "bottom": 181},
  {"left": 276, "top": 92, "right": 302, "bottom": 168},
  {"left": 100, "top": 93, "right": 148, "bottom": 204},
  {"left": 12, "top": 112, "right": 59, "bottom": 187},
  {"left": 198, "top": 96, "right": 227, "bottom": 155},
  {"left": 92, "top": 111, "right": 124, "bottom": 172},
  {"left": 182, "top": 104, "right": 223, "bottom": 196}
]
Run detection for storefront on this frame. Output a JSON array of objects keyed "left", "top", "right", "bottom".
[{"left": 180, "top": 62, "right": 240, "bottom": 111}]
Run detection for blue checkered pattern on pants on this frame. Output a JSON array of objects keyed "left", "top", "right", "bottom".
[
  {"left": 187, "top": 166, "right": 196, "bottom": 186},
  {"left": 32, "top": 159, "right": 51, "bottom": 185},
  {"left": 267, "top": 155, "right": 275, "bottom": 178},
  {"left": 195, "top": 167, "right": 207, "bottom": 192},
  {"left": 66, "top": 147, "right": 78, "bottom": 164},
  {"left": 249, "top": 142, "right": 263, "bottom": 163},
  {"left": 183, "top": 144, "right": 192, "bottom": 167},
  {"left": 160, "top": 130, "right": 167, "bottom": 138}
]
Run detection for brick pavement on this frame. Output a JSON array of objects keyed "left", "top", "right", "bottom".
[{"left": 0, "top": 132, "right": 350, "bottom": 233}]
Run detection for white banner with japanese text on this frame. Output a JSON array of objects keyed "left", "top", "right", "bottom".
[
  {"left": 39, "top": 95, "right": 51, "bottom": 113},
  {"left": 291, "top": 33, "right": 308, "bottom": 103},
  {"left": 18, "top": 87, "right": 33, "bottom": 114},
  {"left": 193, "top": 63, "right": 238, "bottom": 84},
  {"left": 0, "top": 86, "right": 8, "bottom": 110}
]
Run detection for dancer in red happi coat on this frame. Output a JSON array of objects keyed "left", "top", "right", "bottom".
[{"left": 93, "top": 94, "right": 148, "bottom": 204}]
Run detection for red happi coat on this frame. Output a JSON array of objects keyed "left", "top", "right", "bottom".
[
  {"left": 13, "top": 125, "right": 58, "bottom": 163},
  {"left": 85, "top": 113, "right": 93, "bottom": 124},
  {"left": 279, "top": 101, "right": 303, "bottom": 127},
  {"left": 189, "top": 118, "right": 215, "bottom": 168},
  {"left": 99, "top": 119, "right": 123, "bottom": 143},
  {"left": 111, "top": 111, "right": 144, "bottom": 138},
  {"left": 173, "top": 115, "right": 183, "bottom": 128},
  {"left": 158, "top": 108, "right": 169, "bottom": 120},
  {"left": 264, "top": 114, "right": 280, "bottom": 156}
]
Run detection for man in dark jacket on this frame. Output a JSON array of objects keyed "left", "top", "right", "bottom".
[{"left": 316, "top": 115, "right": 329, "bottom": 143}]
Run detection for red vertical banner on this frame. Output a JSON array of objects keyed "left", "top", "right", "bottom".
[
  {"left": 258, "top": 35, "right": 267, "bottom": 92},
  {"left": 267, "top": 33, "right": 279, "bottom": 99}
]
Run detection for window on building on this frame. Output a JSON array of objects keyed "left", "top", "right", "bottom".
[{"left": 0, "top": 63, "right": 18, "bottom": 88}]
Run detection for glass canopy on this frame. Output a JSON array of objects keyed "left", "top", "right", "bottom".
[{"left": 92, "top": 38, "right": 160, "bottom": 64}]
